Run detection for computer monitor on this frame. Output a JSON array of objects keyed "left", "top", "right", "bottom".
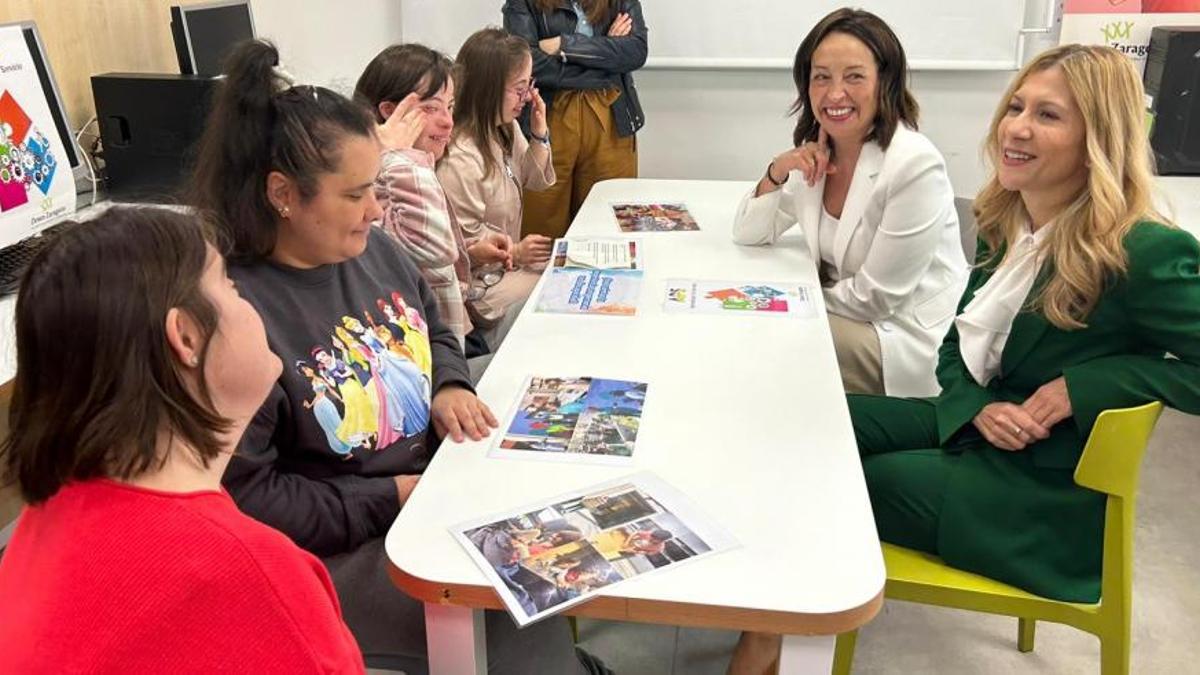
[
  {"left": 0, "top": 20, "right": 81, "bottom": 250},
  {"left": 170, "top": 1, "right": 256, "bottom": 76},
  {"left": 1145, "top": 26, "right": 1200, "bottom": 175}
]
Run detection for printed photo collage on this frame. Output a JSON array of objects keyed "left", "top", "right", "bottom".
[
  {"left": 456, "top": 475, "right": 728, "bottom": 626},
  {"left": 493, "top": 376, "right": 647, "bottom": 464}
]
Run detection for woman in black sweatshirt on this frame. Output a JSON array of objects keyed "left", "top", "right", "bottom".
[{"left": 188, "top": 39, "right": 594, "bottom": 675}]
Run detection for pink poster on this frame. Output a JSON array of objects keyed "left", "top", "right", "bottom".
[
  {"left": 1064, "top": 0, "right": 1200, "bottom": 11},
  {"left": 1142, "top": 0, "right": 1200, "bottom": 11},
  {"left": 1064, "top": 0, "right": 1142, "bottom": 12},
  {"left": 1060, "top": 0, "right": 1200, "bottom": 72}
]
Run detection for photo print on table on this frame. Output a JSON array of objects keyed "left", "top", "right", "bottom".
[
  {"left": 492, "top": 376, "right": 648, "bottom": 465},
  {"left": 611, "top": 202, "right": 700, "bottom": 232},
  {"left": 454, "top": 473, "right": 735, "bottom": 626}
]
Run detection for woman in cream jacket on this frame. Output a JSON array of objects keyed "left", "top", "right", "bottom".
[
  {"left": 732, "top": 8, "right": 966, "bottom": 398},
  {"left": 438, "top": 28, "right": 555, "bottom": 351}
]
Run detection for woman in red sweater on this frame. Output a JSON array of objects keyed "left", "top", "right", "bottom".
[{"left": 0, "top": 207, "right": 364, "bottom": 674}]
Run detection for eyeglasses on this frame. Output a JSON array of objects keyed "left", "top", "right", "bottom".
[
  {"left": 509, "top": 78, "right": 536, "bottom": 102},
  {"left": 465, "top": 265, "right": 505, "bottom": 301}
]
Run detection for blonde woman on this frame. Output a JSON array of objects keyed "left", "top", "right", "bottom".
[{"left": 731, "top": 44, "right": 1200, "bottom": 673}]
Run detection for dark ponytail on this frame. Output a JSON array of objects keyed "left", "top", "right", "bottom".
[{"left": 189, "top": 39, "right": 375, "bottom": 263}]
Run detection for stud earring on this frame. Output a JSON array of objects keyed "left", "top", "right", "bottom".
[
  {"left": 279, "top": 206, "right": 290, "bottom": 218},
  {"left": 190, "top": 356, "right": 200, "bottom": 367}
]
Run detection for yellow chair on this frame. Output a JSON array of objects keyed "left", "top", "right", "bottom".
[{"left": 833, "top": 402, "right": 1164, "bottom": 675}]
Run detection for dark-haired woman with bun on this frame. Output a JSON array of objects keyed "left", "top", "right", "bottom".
[
  {"left": 189, "top": 39, "right": 589, "bottom": 673},
  {"left": 0, "top": 207, "right": 363, "bottom": 673}
]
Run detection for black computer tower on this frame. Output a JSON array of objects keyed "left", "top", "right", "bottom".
[
  {"left": 90, "top": 73, "right": 218, "bottom": 201},
  {"left": 169, "top": 14, "right": 194, "bottom": 75},
  {"left": 1145, "top": 27, "right": 1200, "bottom": 176}
]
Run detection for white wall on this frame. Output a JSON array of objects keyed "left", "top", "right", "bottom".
[
  {"left": 286, "top": 0, "right": 1055, "bottom": 199},
  {"left": 630, "top": 5, "right": 1061, "bottom": 198},
  {"left": 251, "top": 0, "right": 404, "bottom": 96},
  {"left": 633, "top": 68, "right": 1019, "bottom": 198}
]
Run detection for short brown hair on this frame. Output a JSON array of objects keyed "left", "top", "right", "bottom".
[
  {"left": 451, "top": 28, "right": 532, "bottom": 180},
  {"left": 789, "top": 8, "right": 919, "bottom": 150},
  {"left": 354, "top": 43, "right": 455, "bottom": 124},
  {"left": 0, "top": 207, "right": 230, "bottom": 504}
]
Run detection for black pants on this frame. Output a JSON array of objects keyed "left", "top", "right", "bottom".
[{"left": 322, "top": 537, "right": 584, "bottom": 674}]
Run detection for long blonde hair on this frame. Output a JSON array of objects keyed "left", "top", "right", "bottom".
[{"left": 974, "top": 44, "right": 1166, "bottom": 330}]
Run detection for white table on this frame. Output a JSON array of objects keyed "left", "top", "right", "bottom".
[
  {"left": 1, "top": 179, "right": 1196, "bottom": 386},
  {"left": 385, "top": 178, "right": 886, "bottom": 674}
]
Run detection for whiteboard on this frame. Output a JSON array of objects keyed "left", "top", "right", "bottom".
[{"left": 400, "top": 0, "right": 1042, "bottom": 71}]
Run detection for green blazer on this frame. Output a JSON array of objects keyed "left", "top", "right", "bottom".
[
  {"left": 936, "top": 221, "right": 1200, "bottom": 467},
  {"left": 929, "top": 220, "right": 1200, "bottom": 602}
]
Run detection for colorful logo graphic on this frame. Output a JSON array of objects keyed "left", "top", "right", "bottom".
[
  {"left": 704, "top": 285, "right": 789, "bottom": 312},
  {"left": 0, "top": 90, "right": 58, "bottom": 212}
]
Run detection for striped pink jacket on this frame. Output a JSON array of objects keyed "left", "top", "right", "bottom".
[{"left": 374, "top": 148, "right": 473, "bottom": 345}]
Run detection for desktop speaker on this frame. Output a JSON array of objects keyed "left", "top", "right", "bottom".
[
  {"left": 1144, "top": 26, "right": 1200, "bottom": 176},
  {"left": 91, "top": 73, "right": 218, "bottom": 201}
]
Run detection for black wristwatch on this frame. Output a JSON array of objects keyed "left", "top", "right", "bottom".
[{"left": 765, "top": 161, "right": 788, "bottom": 187}]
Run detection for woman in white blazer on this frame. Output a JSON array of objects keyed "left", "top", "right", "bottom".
[{"left": 731, "top": 8, "right": 967, "bottom": 400}]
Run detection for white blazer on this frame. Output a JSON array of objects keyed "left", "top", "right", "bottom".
[{"left": 732, "top": 126, "right": 967, "bottom": 397}]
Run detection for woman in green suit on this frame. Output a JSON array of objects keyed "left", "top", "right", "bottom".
[{"left": 852, "top": 42, "right": 1200, "bottom": 607}]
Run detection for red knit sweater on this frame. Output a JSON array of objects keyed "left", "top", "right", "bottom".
[{"left": 0, "top": 479, "right": 364, "bottom": 674}]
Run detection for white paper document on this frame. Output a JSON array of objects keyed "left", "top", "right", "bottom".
[{"left": 552, "top": 238, "right": 640, "bottom": 270}]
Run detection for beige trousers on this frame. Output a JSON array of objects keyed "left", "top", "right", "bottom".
[
  {"left": 521, "top": 88, "right": 638, "bottom": 239},
  {"left": 827, "top": 313, "right": 885, "bottom": 395}
]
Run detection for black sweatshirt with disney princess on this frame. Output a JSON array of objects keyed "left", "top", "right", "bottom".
[{"left": 223, "top": 226, "right": 471, "bottom": 557}]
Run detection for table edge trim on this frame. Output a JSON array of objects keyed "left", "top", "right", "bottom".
[{"left": 388, "top": 562, "right": 883, "bottom": 635}]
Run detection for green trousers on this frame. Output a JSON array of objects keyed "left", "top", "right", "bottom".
[
  {"left": 848, "top": 394, "right": 1106, "bottom": 603},
  {"left": 851, "top": 395, "right": 953, "bottom": 555},
  {"left": 521, "top": 88, "right": 638, "bottom": 239}
]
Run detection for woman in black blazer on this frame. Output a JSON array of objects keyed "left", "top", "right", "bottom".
[{"left": 503, "top": 0, "right": 647, "bottom": 238}]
